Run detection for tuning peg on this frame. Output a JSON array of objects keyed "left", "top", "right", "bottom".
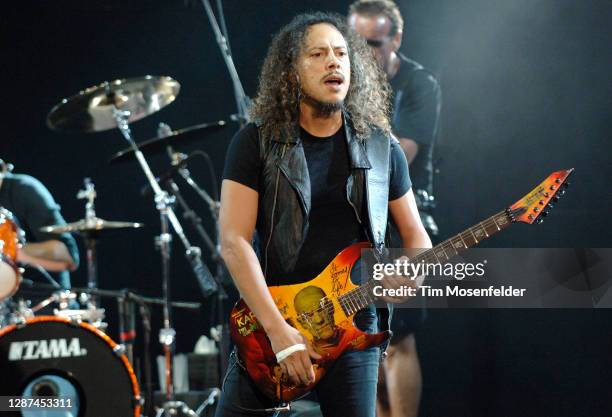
[
  {"left": 547, "top": 203, "right": 554, "bottom": 209},
  {"left": 541, "top": 211, "right": 549, "bottom": 217},
  {"left": 563, "top": 182, "right": 570, "bottom": 188},
  {"left": 536, "top": 218, "right": 545, "bottom": 224},
  {"left": 552, "top": 196, "right": 559, "bottom": 203},
  {"left": 558, "top": 189, "right": 566, "bottom": 197}
]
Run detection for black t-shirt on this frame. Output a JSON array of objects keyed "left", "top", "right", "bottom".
[
  {"left": 0, "top": 173, "right": 79, "bottom": 288},
  {"left": 222, "top": 123, "right": 411, "bottom": 285},
  {"left": 390, "top": 53, "right": 441, "bottom": 194}
]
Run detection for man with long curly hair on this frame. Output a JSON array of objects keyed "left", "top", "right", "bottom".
[{"left": 216, "top": 12, "right": 431, "bottom": 417}]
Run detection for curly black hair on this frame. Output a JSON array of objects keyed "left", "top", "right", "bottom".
[{"left": 249, "top": 12, "right": 391, "bottom": 141}]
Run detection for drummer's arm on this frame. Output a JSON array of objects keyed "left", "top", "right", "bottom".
[
  {"left": 18, "top": 241, "right": 77, "bottom": 272},
  {"left": 17, "top": 175, "right": 80, "bottom": 272}
]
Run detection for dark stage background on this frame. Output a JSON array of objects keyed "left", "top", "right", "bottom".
[{"left": 3, "top": 1, "right": 612, "bottom": 416}]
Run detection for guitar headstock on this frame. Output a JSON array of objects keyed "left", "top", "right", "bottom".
[{"left": 508, "top": 169, "right": 574, "bottom": 224}]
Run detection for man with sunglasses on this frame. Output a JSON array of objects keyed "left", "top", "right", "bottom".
[{"left": 349, "top": 2, "right": 442, "bottom": 417}]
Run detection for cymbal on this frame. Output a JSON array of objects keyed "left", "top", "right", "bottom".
[
  {"left": 109, "top": 120, "right": 227, "bottom": 163},
  {"left": 47, "top": 76, "right": 180, "bottom": 133},
  {"left": 41, "top": 217, "right": 144, "bottom": 234}
]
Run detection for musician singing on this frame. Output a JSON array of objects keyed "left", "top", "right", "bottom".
[{"left": 216, "top": 12, "right": 430, "bottom": 417}]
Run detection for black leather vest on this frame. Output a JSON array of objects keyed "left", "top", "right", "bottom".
[{"left": 256, "top": 115, "right": 391, "bottom": 278}]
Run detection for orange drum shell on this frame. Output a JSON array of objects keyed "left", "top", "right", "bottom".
[
  {"left": 0, "top": 208, "right": 23, "bottom": 299},
  {"left": 0, "top": 208, "right": 21, "bottom": 262}
]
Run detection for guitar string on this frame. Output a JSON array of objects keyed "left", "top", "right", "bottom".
[
  {"left": 339, "top": 210, "right": 514, "bottom": 311},
  {"left": 298, "top": 210, "right": 515, "bottom": 320},
  {"left": 302, "top": 211, "right": 510, "bottom": 319},
  {"left": 338, "top": 204, "right": 551, "bottom": 313},
  {"left": 295, "top": 183, "right": 558, "bottom": 320}
]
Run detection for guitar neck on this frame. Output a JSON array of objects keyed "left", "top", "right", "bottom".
[
  {"left": 414, "top": 209, "right": 514, "bottom": 263},
  {"left": 338, "top": 209, "right": 514, "bottom": 314}
]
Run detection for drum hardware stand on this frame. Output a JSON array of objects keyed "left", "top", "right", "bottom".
[
  {"left": 117, "top": 289, "right": 137, "bottom": 365},
  {"left": 166, "top": 179, "right": 217, "bottom": 261},
  {"left": 30, "top": 290, "right": 76, "bottom": 314},
  {"left": 157, "top": 124, "right": 219, "bottom": 259},
  {"left": 118, "top": 289, "right": 202, "bottom": 417},
  {"left": 112, "top": 108, "right": 214, "bottom": 417},
  {"left": 165, "top": 171, "right": 231, "bottom": 387},
  {"left": 11, "top": 299, "right": 33, "bottom": 326},
  {"left": 77, "top": 178, "right": 100, "bottom": 308},
  {"left": 179, "top": 164, "right": 232, "bottom": 384},
  {"left": 40, "top": 177, "right": 144, "bottom": 320},
  {"left": 194, "top": 388, "right": 220, "bottom": 416},
  {"left": 156, "top": 124, "right": 220, "bottom": 300},
  {"left": 139, "top": 301, "right": 154, "bottom": 417},
  {"left": 160, "top": 131, "right": 230, "bottom": 384}
]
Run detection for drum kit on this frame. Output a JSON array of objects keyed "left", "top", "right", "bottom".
[{"left": 0, "top": 75, "right": 229, "bottom": 417}]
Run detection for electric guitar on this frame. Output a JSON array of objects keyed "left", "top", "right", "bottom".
[{"left": 229, "top": 169, "right": 573, "bottom": 402}]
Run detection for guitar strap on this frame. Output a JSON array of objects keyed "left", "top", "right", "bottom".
[
  {"left": 364, "top": 132, "right": 391, "bottom": 257},
  {"left": 362, "top": 132, "right": 395, "bottom": 345}
]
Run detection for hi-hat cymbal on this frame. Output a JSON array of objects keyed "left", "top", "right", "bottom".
[
  {"left": 47, "top": 76, "right": 180, "bottom": 133},
  {"left": 41, "top": 217, "right": 144, "bottom": 234},
  {"left": 109, "top": 120, "right": 227, "bottom": 164}
]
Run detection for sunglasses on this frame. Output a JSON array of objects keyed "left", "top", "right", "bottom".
[{"left": 365, "top": 39, "right": 387, "bottom": 48}]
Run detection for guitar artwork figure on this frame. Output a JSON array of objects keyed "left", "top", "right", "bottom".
[{"left": 229, "top": 169, "right": 573, "bottom": 402}]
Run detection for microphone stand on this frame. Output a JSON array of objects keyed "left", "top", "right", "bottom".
[
  {"left": 200, "top": 0, "right": 250, "bottom": 126},
  {"left": 175, "top": 167, "right": 231, "bottom": 379},
  {"left": 165, "top": 180, "right": 217, "bottom": 265},
  {"left": 162, "top": 145, "right": 231, "bottom": 380},
  {"left": 111, "top": 108, "right": 207, "bottom": 417}
]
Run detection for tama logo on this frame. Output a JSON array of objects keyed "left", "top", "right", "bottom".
[{"left": 8, "top": 338, "right": 87, "bottom": 361}]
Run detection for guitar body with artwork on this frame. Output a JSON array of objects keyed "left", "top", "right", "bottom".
[{"left": 229, "top": 169, "right": 573, "bottom": 402}]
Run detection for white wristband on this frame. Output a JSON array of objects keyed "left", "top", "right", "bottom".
[{"left": 275, "top": 343, "right": 306, "bottom": 363}]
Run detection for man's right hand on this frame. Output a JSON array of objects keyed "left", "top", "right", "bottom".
[{"left": 267, "top": 321, "right": 322, "bottom": 386}]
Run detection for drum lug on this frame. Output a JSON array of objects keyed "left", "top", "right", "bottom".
[
  {"left": 69, "top": 316, "right": 83, "bottom": 327},
  {"left": 113, "top": 343, "right": 126, "bottom": 357},
  {"left": 132, "top": 395, "right": 144, "bottom": 408},
  {"left": 14, "top": 315, "right": 27, "bottom": 328}
]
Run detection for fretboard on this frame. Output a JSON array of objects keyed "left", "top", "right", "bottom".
[{"left": 337, "top": 209, "right": 514, "bottom": 316}]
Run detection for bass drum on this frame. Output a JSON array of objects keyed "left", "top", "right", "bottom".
[{"left": 0, "top": 316, "right": 141, "bottom": 417}]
